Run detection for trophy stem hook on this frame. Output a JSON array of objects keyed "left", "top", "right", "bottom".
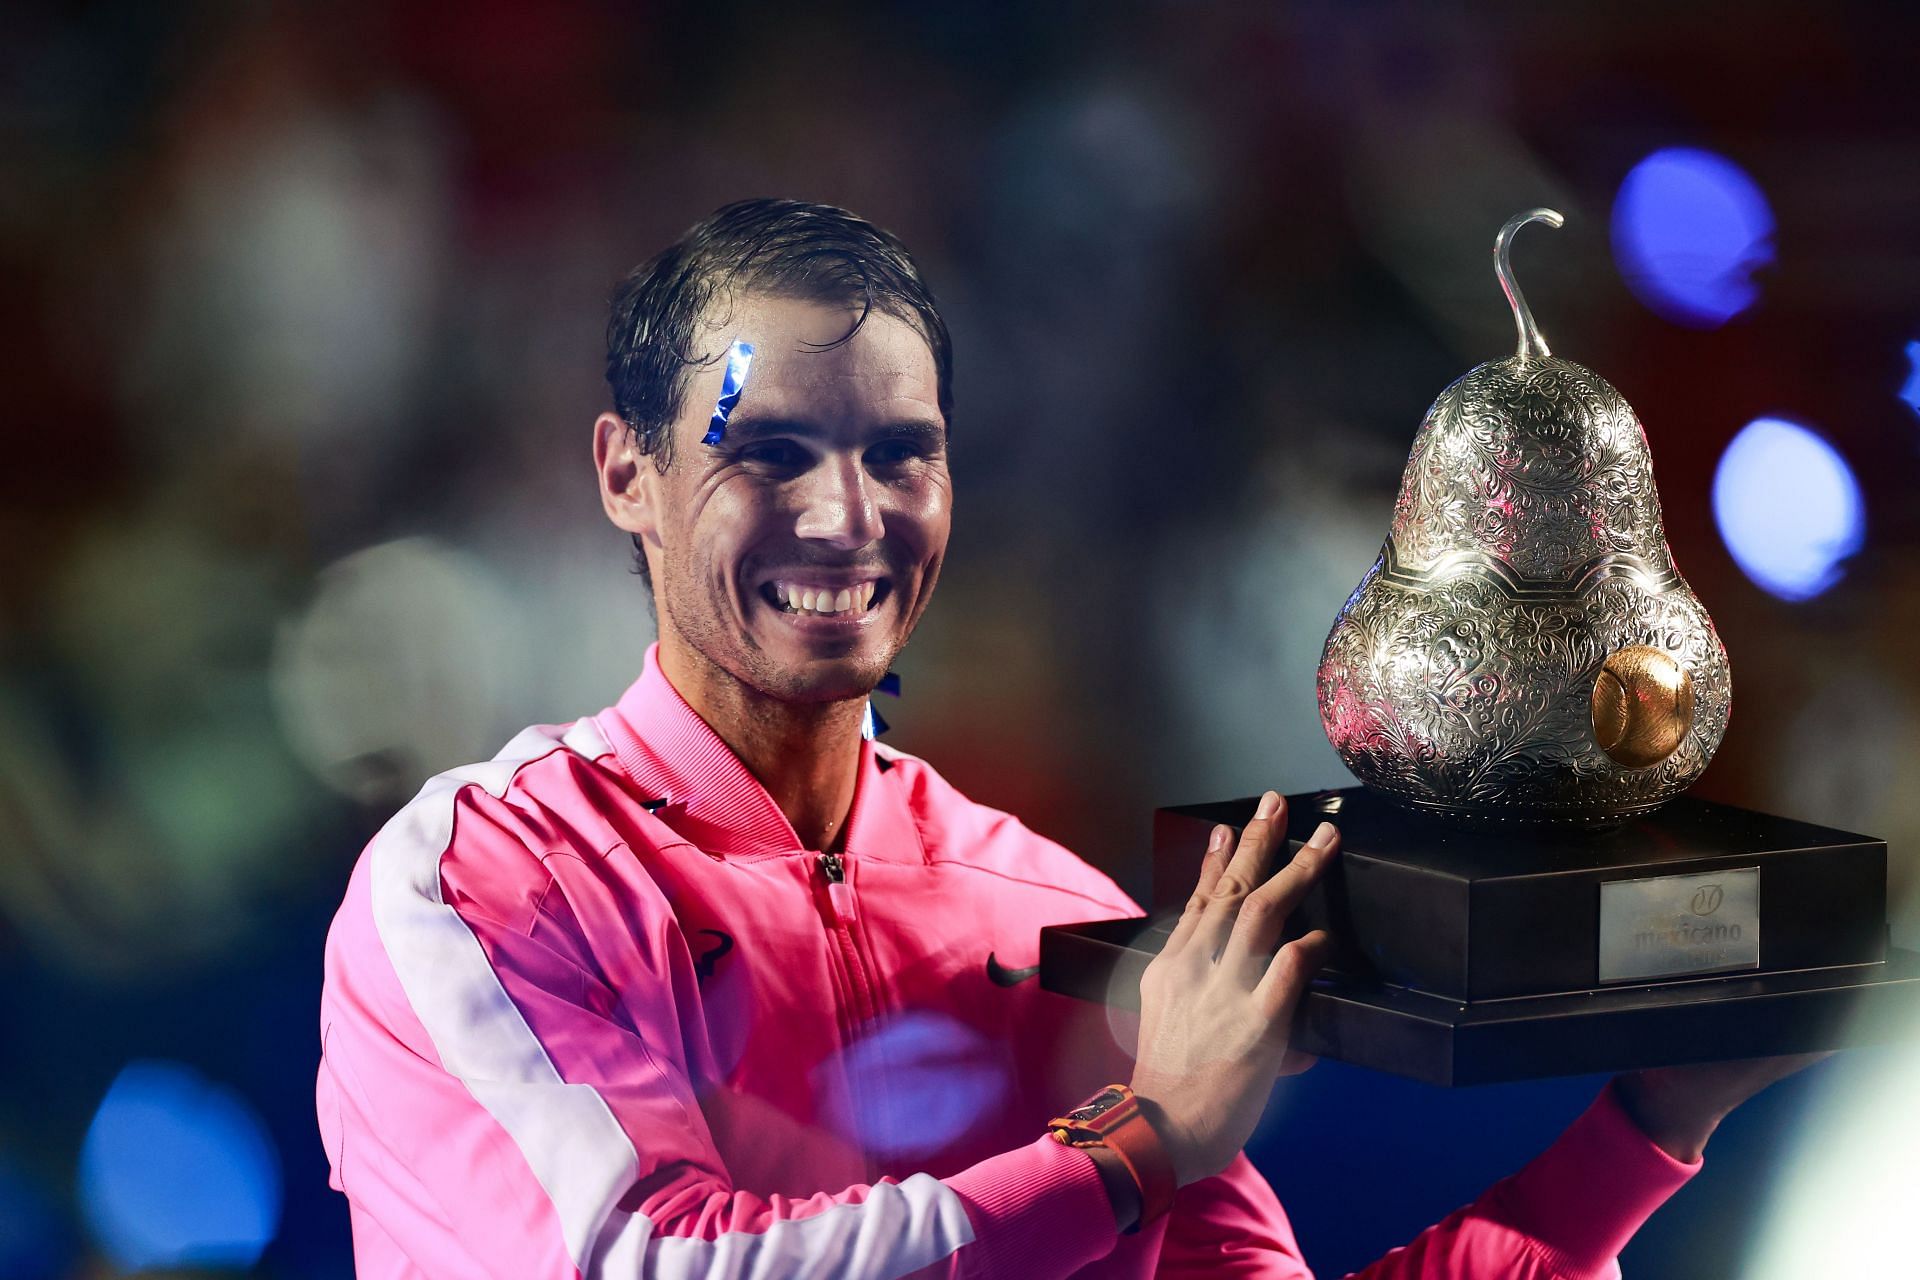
[{"left": 1495, "top": 208, "right": 1564, "bottom": 362}]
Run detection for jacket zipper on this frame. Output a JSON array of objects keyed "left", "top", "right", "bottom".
[
  {"left": 816, "top": 853, "right": 879, "bottom": 1025},
  {"left": 817, "top": 851, "right": 885, "bottom": 1178}
]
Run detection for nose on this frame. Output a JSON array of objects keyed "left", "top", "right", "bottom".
[{"left": 793, "top": 455, "right": 883, "bottom": 550}]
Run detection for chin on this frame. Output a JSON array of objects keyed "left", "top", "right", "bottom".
[
  {"left": 737, "top": 595, "right": 906, "bottom": 703},
  {"left": 754, "top": 651, "right": 889, "bottom": 705},
  {"left": 669, "top": 577, "right": 916, "bottom": 707}
]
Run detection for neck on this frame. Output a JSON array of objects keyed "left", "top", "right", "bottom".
[{"left": 657, "top": 637, "right": 866, "bottom": 853}]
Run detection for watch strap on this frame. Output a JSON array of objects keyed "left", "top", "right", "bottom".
[{"left": 1048, "top": 1084, "right": 1177, "bottom": 1231}]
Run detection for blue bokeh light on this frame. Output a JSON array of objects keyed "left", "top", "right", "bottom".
[
  {"left": 1612, "top": 148, "right": 1775, "bottom": 328},
  {"left": 1713, "top": 418, "right": 1865, "bottom": 601},
  {"left": 816, "top": 1011, "right": 1009, "bottom": 1159},
  {"left": 78, "top": 1060, "right": 283, "bottom": 1271},
  {"left": 1899, "top": 340, "right": 1920, "bottom": 419}
]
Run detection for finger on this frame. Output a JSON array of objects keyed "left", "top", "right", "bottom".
[
  {"left": 1193, "top": 824, "right": 1233, "bottom": 902},
  {"left": 1223, "top": 822, "right": 1340, "bottom": 985},
  {"left": 1255, "top": 928, "right": 1332, "bottom": 1025},
  {"left": 1190, "top": 792, "right": 1289, "bottom": 962},
  {"left": 1277, "top": 1048, "right": 1319, "bottom": 1077},
  {"left": 1160, "top": 824, "right": 1234, "bottom": 959}
]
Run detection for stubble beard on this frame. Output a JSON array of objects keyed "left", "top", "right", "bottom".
[{"left": 659, "top": 564, "right": 896, "bottom": 709}]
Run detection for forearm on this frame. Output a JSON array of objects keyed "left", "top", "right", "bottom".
[
  {"left": 1346, "top": 1081, "right": 1700, "bottom": 1280},
  {"left": 1469, "top": 1080, "right": 1700, "bottom": 1277},
  {"left": 1610, "top": 1052, "right": 1829, "bottom": 1165},
  {"left": 1611, "top": 1070, "right": 1722, "bottom": 1162},
  {"left": 942, "top": 1137, "right": 1126, "bottom": 1277}
]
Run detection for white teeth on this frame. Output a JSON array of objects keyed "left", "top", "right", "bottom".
[{"left": 769, "top": 579, "right": 881, "bottom": 616}]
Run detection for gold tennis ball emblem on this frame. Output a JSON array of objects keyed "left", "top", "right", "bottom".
[{"left": 1590, "top": 646, "right": 1695, "bottom": 769}]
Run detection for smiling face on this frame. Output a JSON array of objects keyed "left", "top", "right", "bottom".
[{"left": 596, "top": 291, "right": 951, "bottom": 706}]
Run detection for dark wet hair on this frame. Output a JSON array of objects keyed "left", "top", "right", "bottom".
[{"left": 606, "top": 198, "right": 953, "bottom": 468}]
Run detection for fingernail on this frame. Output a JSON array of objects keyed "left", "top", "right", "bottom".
[
  {"left": 1254, "top": 791, "right": 1281, "bottom": 820},
  {"left": 1208, "top": 824, "right": 1230, "bottom": 853},
  {"left": 1306, "top": 821, "right": 1338, "bottom": 849}
]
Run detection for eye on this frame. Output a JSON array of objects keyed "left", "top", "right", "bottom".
[
  {"left": 865, "top": 438, "right": 929, "bottom": 468},
  {"left": 736, "top": 440, "right": 808, "bottom": 470}
]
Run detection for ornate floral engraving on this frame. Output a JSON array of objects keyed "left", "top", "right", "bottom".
[
  {"left": 1390, "top": 357, "right": 1670, "bottom": 587},
  {"left": 1319, "top": 354, "right": 1731, "bottom": 827}
]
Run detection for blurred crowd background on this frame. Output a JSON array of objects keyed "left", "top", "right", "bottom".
[{"left": 6, "top": 1, "right": 1920, "bottom": 1276}]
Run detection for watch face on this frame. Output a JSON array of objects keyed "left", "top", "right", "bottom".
[{"left": 1065, "top": 1087, "right": 1126, "bottom": 1123}]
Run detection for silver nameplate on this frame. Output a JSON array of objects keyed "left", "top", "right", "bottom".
[{"left": 1598, "top": 867, "right": 1760, "bottom": 983}]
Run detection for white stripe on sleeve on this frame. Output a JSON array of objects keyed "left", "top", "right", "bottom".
[{"left": 368, "top": 722, "right": 976, "bottom": 1279}]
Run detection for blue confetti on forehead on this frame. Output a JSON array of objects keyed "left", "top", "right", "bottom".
[{"left": 701, "top": 340, "right": 755, "bottom": 445}]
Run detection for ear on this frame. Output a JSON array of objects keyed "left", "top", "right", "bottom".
[{"left": 594, "top": 413, "right": 664, "bottom": 550}]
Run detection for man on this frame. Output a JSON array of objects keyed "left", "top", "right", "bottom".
[{"left": 317, "top": 199, "right": 1809, "bottom": 1277}]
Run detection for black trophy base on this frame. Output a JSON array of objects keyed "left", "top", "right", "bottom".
[
  {"left": 1040, "top": 916, "right": 1920, "bottom": 1085},
  {"left": 1039, "top": 786, "right": 1920, "bottom": 1085},
  {"left": 1151, "top": 788, "right": 1888, "bottom": 1002}
]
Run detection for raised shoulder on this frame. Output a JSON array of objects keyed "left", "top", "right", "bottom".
[
  {"left": 368, "top": 717, "right": 627, "bottom": 936},
  {"left": 876, "top": 742, "right": 1141, "bottom": 918}
]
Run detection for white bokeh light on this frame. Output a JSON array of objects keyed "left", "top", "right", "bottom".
[{"left": 1712, "top": 418, "right": 1865, "bottom": 602}]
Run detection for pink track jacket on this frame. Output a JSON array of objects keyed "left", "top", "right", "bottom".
[{"left": 317, "top": 644, "right": 1698, "bottom": 1278}]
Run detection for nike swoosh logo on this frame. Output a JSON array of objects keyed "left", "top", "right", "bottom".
[
  {"left": 985, "top": 952, "right": 1040, "bottom": 987},
  {"left": 693, "top": 929, "right": 734, "bottom": 982}
]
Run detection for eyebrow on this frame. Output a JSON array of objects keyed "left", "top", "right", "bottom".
[{"left": 715, "top": 415, "right": 947, "bottom": 451}]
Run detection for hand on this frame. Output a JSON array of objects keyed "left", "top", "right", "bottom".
[
  {"left": 1129, "top": 790, "right": 1339, "bottom": 1188},
  {"left": 1613, "top": 1052, "right": 1831, "bottom": 1163}
]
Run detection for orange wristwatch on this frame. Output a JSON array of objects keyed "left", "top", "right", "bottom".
[{"left": 1047, "top": 1084, "right": 1176, "bottom": 1232}]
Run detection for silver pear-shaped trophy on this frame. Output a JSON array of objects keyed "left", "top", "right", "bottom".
[
  {"left": 1044, "top": 208, "right": 1916, "bottom": 1088},
  {"left": 1317, "top": 209, "right": 1731, "bottom": 827}
]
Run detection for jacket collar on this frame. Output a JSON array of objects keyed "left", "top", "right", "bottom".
[{"left": 596, "top": 644, "right": 925, "bottom": 864}]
